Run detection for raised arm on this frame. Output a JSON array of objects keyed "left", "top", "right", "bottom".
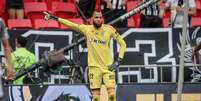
[{"left": 43, "top": 12, "right": 86, "bottom": 34}]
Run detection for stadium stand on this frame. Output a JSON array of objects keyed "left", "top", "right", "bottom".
[
  {"left": 192, "top": 17, "right": 201, "bottom": 27},
  {"left": 0, "top": 0, "right": 6, "bottom": 16},
  {"left": 33, "top": 19, "right": 59, "bottom": 29},
  {"left": 195, "top": 0, "right": 201, "bottom": 17},
  {"left": 162, "top": 17, "right": 170, "bottom": 27},
  {"left": 7, "top": 19, "right": 32, "bottom": 29},
  {"left": 51, "top": 2, "right": 77, "bottom": 19},
  {"left": 24, "top": 2, "right": 48, "bottom": 22},
  {"left": 66, "top": 0, "right": 74, "bottom": 3},
  {"left": 127, "top": 1, "right": 140, "bottom": 27},
  {"left": 0, "top": 0, "right": 8, "bottom": 21},
  {"left": 45, "top": 0, "right": 63, "bottom": 10},
  {"left": 23, "top": 0, "right": 38, "bottom": 2},
  {"left": 127, "top": 17, "right": 136, "bottom": 28}
]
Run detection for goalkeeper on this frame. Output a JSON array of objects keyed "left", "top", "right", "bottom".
[{"left": 44, "top": 11, "right": 126, "bottom": 101}]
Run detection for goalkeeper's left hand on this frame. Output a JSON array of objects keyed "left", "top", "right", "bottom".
[{"left": 108, "top": 58, "right": 122, "bottom": 71}]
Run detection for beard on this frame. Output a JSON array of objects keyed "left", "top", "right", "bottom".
[{"left": 93, "top": 21, "right": 102, "bottom": 29}]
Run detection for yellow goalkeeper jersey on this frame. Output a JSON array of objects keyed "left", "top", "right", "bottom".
[{"left": 59, "top": 18, "right": 126, "bottom": 68}]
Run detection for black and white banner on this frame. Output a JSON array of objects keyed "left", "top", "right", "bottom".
[
  {"left": 118, "top": 27, "right": 201, "bottom": 83},
  {"left": 117, "top": 83, "right": 201, "bottom": 101},
  {"left": 2, "top": 85, "right": 91, "bottom": 101},
  {"left": 1, "top": 27, "right": 201, "bottom": 84}
]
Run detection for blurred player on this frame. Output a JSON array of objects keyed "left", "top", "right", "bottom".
[
  {"left": 0, "top": 18, "right": 13, "bottom": 98},
  {"left": 11, "top": 36, "right": 36, "bottom": 85}
]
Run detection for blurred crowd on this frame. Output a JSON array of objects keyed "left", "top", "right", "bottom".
[{"left": 0, "top": 0, "right": 201, "bottom": 29}]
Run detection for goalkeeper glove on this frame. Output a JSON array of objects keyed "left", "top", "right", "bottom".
[
  {"left": 43, "top": 11, "right": 58, "bottom": 21},
  {"left": 108, "top": 58, "right": 122, "bottom": 71}
]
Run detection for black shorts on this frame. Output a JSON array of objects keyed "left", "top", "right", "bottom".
[
  {"left": 6, "top": 0, "right": 24, "bottom": 9},
  {"left": 102, "top": 9, "right": 127, "bottom": 28},
  {"left": 140, "top": 14, "right": 162, "bottom": 28}
]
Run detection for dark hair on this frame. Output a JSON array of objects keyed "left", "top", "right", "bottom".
[{"left": 17, "top": 36, "right": 27, "bottom": 47}]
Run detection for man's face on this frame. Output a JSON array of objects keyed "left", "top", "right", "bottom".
[{"left": 92, "top": 12, "right": 104, "bottom": 28}]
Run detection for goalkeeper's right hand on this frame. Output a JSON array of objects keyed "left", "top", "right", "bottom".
[
  {"left": 43, "top": 11, "right": 58, "bottom": 21},
  {"left": 108, "top": 58, "right": 122, "bottom": 72}
]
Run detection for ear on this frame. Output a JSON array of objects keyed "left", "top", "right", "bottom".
[
  {"left": 87, "top": 17, "right": 93, "bottom": 24},
  {"left": 102, "top": 17, "right": 105, "bottom": 23}
]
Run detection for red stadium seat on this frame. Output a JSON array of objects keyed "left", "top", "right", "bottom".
[
  {"left": 45, "top": 0, "right": 63, "bottom": 2},
  {"left": 45, "top": 0, "right": 63, "bottom": 10},
  {"left": 194, "top": 0, "right": 201, "bottom": 17},
  {"left": 196, "top": 0, "right": 201, "bottom": 10},
  {"left": 23, "top": 0, "right": 38, "bottom": 2},
  {"left": 51, "top": 2, "right": 77, "bottom": 19},
  {"left": 7, "top": 19, "right": 33, "bottom": 29},
  {"left": 60, "top": 18, "right": 83, "bottom": 29},
  {"left": 134, "top": 13, "right": 141, "bottom": 27},
  {"left": 0, "top": 0, "right": 8, "bottom": 22},
  {"left": 192, "top": 17, "right": 201, "bottom": 27},
  {"left": 33, "top": 19, "right": 59, "bottom": 29},
  {"left": 127, "top": 1, "right": 140, "bottom": 27},
  {"left": 67, "top": 0, "right": 74, "bottom": 3},
  {"left": 162, "top": 17, "right": 170, "bottom": 28},
  {"left": 127, "top": 1, "right": 138, "bottom": 13},
  {"left": 127, "top": 16, "right": 136, "bottom": 28},
  {"left": 24, "top": 2, "right": 47, "bottom": 21},
  {"left": 0, "top": 0, "right": 6, "bottom": 16}
]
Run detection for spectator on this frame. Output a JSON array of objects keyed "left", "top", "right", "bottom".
[
  {"left": 139, "top": 0, "right": 163, "bottom": 28},
  {"left": 6, "top": 0, "right": 24, "bottom": 19},
  {"left": 101, "top": 0, "right": 127, "bottom": 28},
  {"left": 75, "top": 0, "right": 96, "bottom": 19},
  {"left": 11, "top": 36, "right": 36, "bottom": 85},
  {"left": 161, "top": 0, "right": 196, "bottom": 28},
  {"left": 0, "top": 18, "right": 13, "bottom": 98}
]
